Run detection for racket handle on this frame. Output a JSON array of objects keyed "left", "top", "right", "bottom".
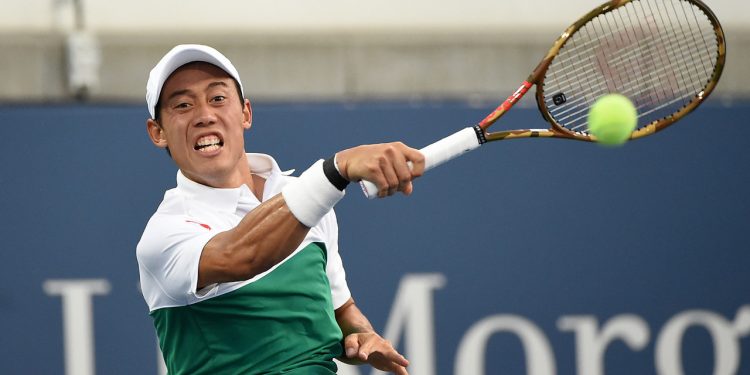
[{"left": 360, "top": 126, "right": 484, "bottom": 199}]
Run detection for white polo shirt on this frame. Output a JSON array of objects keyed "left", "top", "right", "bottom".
[{"left": 136, "top": 153, "right": 351, "bottom": 312}]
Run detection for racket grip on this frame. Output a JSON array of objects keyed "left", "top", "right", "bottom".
[{"left": 360, "top": 126, "right": 483, "bottom": 199}]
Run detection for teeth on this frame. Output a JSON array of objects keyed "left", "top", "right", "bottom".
[
  {"left": 195, "top": 135, "right": 223, "bottom": 152},
  {"left": 196, "top": 135, "right": 221, "bottom": 146},
  {"left": 198, "top": 144, "right": 221, "bottom": 153}
]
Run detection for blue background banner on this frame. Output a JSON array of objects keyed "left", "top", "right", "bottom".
[{"left": 1, "top": 101, "right": 748, "bottom": 374}]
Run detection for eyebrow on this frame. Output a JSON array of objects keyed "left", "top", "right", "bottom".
[
  {"left": 207, "top": 81, "right": 229, "bottom": 90},
  {"left": 164, "top": 81, "right": 230, "bottom": 102}
]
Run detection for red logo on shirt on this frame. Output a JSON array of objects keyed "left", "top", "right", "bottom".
[{"left": 185, "top": 220, "right": 211, "bottom": 230}]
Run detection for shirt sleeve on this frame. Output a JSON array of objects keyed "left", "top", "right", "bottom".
[
  {"left": 136, "top": 213, "right": 217, "bottom": 311},
  {"left": 321, "top": 209, "right": 352, "bottom": 309}
]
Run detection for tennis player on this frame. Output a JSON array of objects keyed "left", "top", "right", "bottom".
[{"left": 136, "top": 44, "right": 422, "bottom": 374}]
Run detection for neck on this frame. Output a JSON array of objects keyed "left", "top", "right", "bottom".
[{"left": 249, "top": 173, "right": 266, "bottom": 201}]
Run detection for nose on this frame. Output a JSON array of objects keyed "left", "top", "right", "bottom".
[{"left": 192, "top": 102, "right": 217, "bottom": 127}]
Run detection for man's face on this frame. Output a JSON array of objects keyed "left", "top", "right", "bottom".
[{"left": 147, "top": 62, "right": 252, "bottom": 187}]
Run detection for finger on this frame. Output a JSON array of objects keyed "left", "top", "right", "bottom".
[
  {"left": 371, "top": 174, "right": 389, "bottom": 199},
  {"left": 379, "top": 157, "right": 400, "bottom": 197},
  {"left": 344, "top": 334, "right": 361, "bottom": 359},
  {"left": 390, "top": 153, "right": 413, "bottom": 194},
  {"left": 402, "top": 147, "right": 426, "bottom": 177},
  {"left": 374, "top": 343, "right": 410, "bottom": 368},
  {"left": 356, "top": 337, "right": 378, "bottom": 361},
  {"left": 368, "top": 352, "right": 409, "bottom": 375},
  {"left": 386, "top": 350, "right": 410, "bottom": 367},
  {"left": 361, "top": 162, "right": 388, "bottom": 199},
  {"left": 402, "top": 181, "right": 414, "bottom": 196}
]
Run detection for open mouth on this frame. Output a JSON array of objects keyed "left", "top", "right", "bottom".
[{"left": 194, "top": 134, "right": 224, "bottom": 153}]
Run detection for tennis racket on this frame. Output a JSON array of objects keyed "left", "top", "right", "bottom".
[{"left": 361, "top": 0, "right": 725, "bottom": 198}]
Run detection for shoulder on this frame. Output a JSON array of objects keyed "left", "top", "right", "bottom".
[
  {"left": 136, "top": 213, "right": 184, "bottom": 260},
  {"left": 135, "top": 187, "right": 198, "bottom": 261},
  {"left": 143, "top": 187, "right": 186, "bottom": 217}
]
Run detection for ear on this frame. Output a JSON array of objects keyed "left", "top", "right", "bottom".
[
  {"left": 146, "top": 119, "right": 169, "bottom": 148},
  {"left": 242, "top": 98, "right": 253, "bottom": 130}
]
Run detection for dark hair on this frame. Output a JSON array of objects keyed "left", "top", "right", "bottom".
[{"left": 152, "top": 78, "right": 244, "bottom": 158}]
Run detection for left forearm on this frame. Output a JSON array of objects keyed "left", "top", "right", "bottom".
[
  {"left": 335, "top": 298, "right": 375, "bottom": 336},
  {"left": 335, "top": 298, "right": 410, "bottom": 373}
]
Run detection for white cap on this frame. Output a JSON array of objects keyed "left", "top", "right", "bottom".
[{"left": 146, "top": 44, "right": 244, "bottom": 119}]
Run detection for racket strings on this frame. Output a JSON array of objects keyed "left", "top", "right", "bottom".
[
  {"left": 559, "top": 38, "right": 717, "bottom": 129},
  {"left": 549, "top": 29, "right": 714, "bottom": 121},
  {"left": 547, "top": 19, "right": 716, "bottom": 96},
  {"left": 557, "top": 0, "right": 716, "bottom": 132},
  {"left": 556, "top": 0, "right": 712, "bottom": 122},
  {"left": 546, "top": 20, "right": 715, "bottom": 96},
  {"left": 540, "top": 0, "right": 719, "bottom": 134},
  {"left": 552, "top": 2, "right": 715, "bottom": 126},
  {"left": 642, "top": 0, "right": 716, "bottom": 100}
]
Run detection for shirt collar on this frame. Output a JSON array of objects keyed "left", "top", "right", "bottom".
[{"left": 175, "top": 153, "right": 288, "bottom": 214}]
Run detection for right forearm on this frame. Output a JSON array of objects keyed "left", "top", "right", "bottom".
[
  {"left": 198, "top": 194, "right": 309, "bottom": 288},
  {"left": 198, "top": 158, "right": 347, "bottom": 288},
  {"left": 230, "top": 193, "right": 310, "bottom": 272}
]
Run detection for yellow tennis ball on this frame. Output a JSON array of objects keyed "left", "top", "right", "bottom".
[{"left": 587, "top": 94, "right": 638, "bottom": 146}]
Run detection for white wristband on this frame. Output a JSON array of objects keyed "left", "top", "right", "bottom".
[{"left": 282, "top": 159, "right": 346, "bottom": 227}]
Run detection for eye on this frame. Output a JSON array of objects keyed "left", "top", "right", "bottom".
[
  {"left": 174, "top": 102, "right": 191, "bottom": 109},
  {"left": 211, "top": 95, "right": 226, "bottom": 103}
]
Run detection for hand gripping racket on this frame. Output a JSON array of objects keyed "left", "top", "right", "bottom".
[{"left": 361, "top": 0, "right": 725, "bottom": 198}]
